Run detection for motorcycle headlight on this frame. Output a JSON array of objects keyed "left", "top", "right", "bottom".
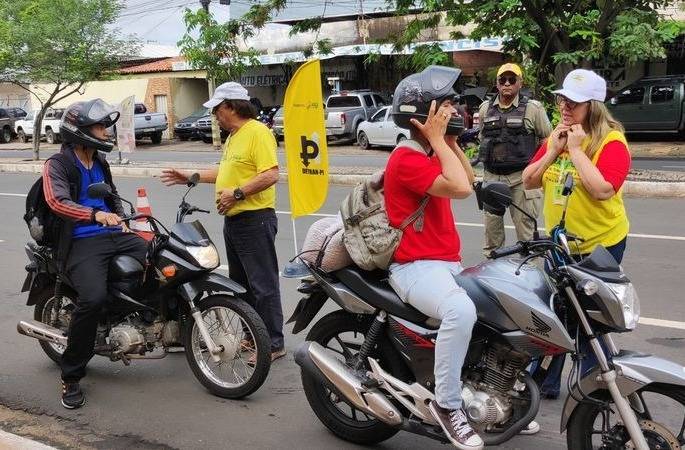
[
  {"left": 187, "top": 245, "right": 220, "bottom": 269},
  {"left": 607, "top": 282, "right": 640, "bottom": 330}
]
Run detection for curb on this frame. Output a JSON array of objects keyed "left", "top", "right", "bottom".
[
  {"left": 0, "top": 430, "right": 57, "bottom": 450},
  {"left": 2, "top": 162, "right": 685, "bottom": 198}
]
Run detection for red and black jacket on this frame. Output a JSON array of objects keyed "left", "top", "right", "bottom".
[{"left": 42, "top": 143, "right": 125, "bottom": 265}]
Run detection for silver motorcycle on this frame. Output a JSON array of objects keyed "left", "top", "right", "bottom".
[{"left": 286, "top": 174, "right": 685, "bottom": 449}]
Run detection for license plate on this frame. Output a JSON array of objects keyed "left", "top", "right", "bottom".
[
  {"left": 143, "top": 128, "right": 155, "bottom": 133},
  {"left": 325, "top": 129, "right": 333, "bottom": 136}
]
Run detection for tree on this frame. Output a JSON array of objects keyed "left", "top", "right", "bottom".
[
  {"left": 235, "top": 1, "right": 684, "bottom": 100},
  {"left": 178, "top": 1, "right": 288, "bottom": 148},
  {"left": 0, "top": 0, "right": 138, "bottom": 160}
]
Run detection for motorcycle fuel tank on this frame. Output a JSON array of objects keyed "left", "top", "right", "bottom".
[{"left": 456, "top": 257, "right": 575, "bottom": 353}]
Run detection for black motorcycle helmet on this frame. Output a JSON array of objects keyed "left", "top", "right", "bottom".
[
  {"left": 60, "top": 99, "right": 120, "bottom": 152},
  {"left": 392, "top": 65, "right": 464, "bottom": 135}
]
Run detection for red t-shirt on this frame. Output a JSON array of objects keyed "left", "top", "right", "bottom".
[
  {"left": 384, "top": 147, "right": 461, "bottom": 264},
  {"left": 530, "top": 140, "right": 631, "bottom": 191}
]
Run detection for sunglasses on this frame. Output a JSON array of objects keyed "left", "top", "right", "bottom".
[
  {"left": 555, "top": 94, "right": 587, "bottom": 110},
  {"left": 498, "top": 75, "right": 518, "bottom": 85}
]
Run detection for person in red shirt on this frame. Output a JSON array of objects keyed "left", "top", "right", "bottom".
[{"left": 384, "top": 66, "right": 482, "bottom": 450}]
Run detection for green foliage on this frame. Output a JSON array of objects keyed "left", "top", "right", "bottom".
[
  {"left": 398, "top": 43, "right": 452, "bottom": 71},
  {"left": 178, "top": 8, "right": 261, "bottom": 84},
  {"left": 231, "top": 0, "right": 682, "bottom": 101},
  {"left": 0, "top": 0, "right": 138, "bottom": 159}
]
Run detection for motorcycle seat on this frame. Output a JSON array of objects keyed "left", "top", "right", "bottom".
[{"left": 333, "top": 266, "right": 430, "bottom": 325}]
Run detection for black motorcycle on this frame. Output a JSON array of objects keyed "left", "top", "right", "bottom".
[
  {"left": 19, "top": 174, "right": 271, "bottom": 399},
  {"left": 286, "top": 176, "right": 685, "bottom": 449}
]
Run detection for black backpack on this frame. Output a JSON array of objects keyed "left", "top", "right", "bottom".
[{"left": 24, "top": 155, "right": 79, "bottom": 247}]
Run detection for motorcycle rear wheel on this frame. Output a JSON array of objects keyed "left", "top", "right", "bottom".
[
  {"left": 184, "top": 294, "right": 271, "bottom": 399},
  {"left": 301, "top": 311, "right": 408, "bottom": 445},
  {"left": 33, "top": 288, "right": 75, "bottom": 364},
  {"left": 566, "top": 383, "right": 685, "bottom": 449}
]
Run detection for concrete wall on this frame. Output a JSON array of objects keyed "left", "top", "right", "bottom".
[
  {"left": 0, "top": 83, "right": 31, "bottom": 109},
  {"left": 244, "top": 12, "right": 472, "bottom": 54},
  {"left": 31, "top": 79, "right": 150, "bottom": 110},
  {"left": 171, "top": 78, "right": 209, "bottom": 120}
]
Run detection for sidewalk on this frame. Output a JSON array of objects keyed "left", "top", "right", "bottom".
[
  {"left": 0, "top": 430, "right": 57, "bottom": 450},
  {"left": 2, "top": 136, "right": 684, "bottom": 157},
  {"left": 1, "top": 157, "right": 684, "bottom": 198}
]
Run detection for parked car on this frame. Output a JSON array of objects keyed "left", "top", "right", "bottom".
[
  {"left": 356, "top": 106, "right": 410, "bottom": 149},
  {"left": 14, "top": 108, "right": 64, "bottom": 144},
  {"left": 325, "top": 90, "right": 388, "bottom": 141},
  {"left": 272, "top": 107, "right": 284, "bottom": 141},
  {"left": 607, "top": 75, "right": 685, "bottom": 134},
  {"left": 0, "top": 107, "right": 21, "bottom": 143},
  {"left": 195, "top": 115, "right": 228, "bottom": 143},
  {"left": 7, "top": 107, "right": 27, "bottom": 119},
  {"left": 174, "top": 108, "right": 208, "bottom": 141},
  {"left": 134, "top": 103, "right": 168, "bottom": 144}
]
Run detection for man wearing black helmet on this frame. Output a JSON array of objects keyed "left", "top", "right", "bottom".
[{"left": 42, "top": 99, "right": 147, "bottom": 409}]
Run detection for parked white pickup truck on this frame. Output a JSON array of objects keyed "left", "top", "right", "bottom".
[
  {"left": 325, "top": 90, "right": 388, "bottom": 141},
  {"left": 134, "top": 103, "right": 168, "bottom": 144},
  {"left": 14, "top": 108, "right": 64, "bottom": 144}
]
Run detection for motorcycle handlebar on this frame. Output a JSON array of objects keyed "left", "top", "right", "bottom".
[{"left": 489, "top": 242, "right": 525, "bottom": 259}]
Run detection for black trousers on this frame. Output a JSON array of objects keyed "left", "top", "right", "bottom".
[
  {"left": 223, "top": 209, "right": 284, "bottom": 351},
  {"left": 61, "top": 232, "right": 147, "bottom": 382}
]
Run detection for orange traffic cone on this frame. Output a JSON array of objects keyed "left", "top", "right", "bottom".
[{"left": 130, "top": 187, "right": 155, "bottom": 241}]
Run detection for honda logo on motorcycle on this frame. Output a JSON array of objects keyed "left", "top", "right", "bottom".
[{"left": 526, "top": 311, "right": 552, "bottom": 337}]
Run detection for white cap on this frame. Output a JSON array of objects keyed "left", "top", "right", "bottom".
[
  {"left": 203, "top": 82, "right": 250, "bottom": 109},
  {"left": 552, "top": 69, "right": 606, "bottom": 103}
]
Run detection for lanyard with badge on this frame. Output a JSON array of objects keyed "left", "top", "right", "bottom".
[{"left": 552, "top": 155, "right": 573, "bottom": 205}]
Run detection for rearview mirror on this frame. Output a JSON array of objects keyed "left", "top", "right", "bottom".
[
  {"left": 187, "top": 173, "right": 200, "bottom": 187},
  {"left": 87, "top": 182, "right": 112, "bottom": 199},
  {"left": 475, "top": 181, "right": 511, "bottom": 216}
]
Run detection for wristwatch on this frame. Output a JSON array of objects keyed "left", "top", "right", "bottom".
[{"left": 233, "top": 187, "right": 246, "bottom": 201}]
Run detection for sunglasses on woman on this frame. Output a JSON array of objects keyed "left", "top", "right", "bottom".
[
  {"left": 497, "top": 75, "right": 518, "bottom": 86},
  {"left": 555, "top": 94, "right": 588, "bottom": 110}
]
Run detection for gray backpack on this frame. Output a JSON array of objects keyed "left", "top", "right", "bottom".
[{"left": 340, "top": 170, "right": 428, "bottom": 271}]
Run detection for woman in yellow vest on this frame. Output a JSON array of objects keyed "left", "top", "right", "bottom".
[
  {"left": 523, "top": 69, "right": 631, "bottom": 264},
  {"left": 522, "top": 69, "right": 631, "bottom": 399}
]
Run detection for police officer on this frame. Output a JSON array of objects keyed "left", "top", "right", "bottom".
[{"left": 478, "top": 63, "right": 552, "bottom": 254}]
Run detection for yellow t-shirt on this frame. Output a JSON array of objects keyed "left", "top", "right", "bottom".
[
  {"left": 215, "top": 119, "right": 278, "bottom": 217},
  {"left": 541, "top": 130, "right": 629, "bottom": 254}
]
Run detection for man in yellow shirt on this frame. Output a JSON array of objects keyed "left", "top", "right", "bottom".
[{"left": 161, "top": 82, "right": 285, "bottom": 361}]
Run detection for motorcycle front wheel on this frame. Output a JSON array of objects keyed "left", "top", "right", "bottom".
[
  {"left": 566, "top": 383, "right": 685, "bottom": 449},
  {"left": 301, "top": 310, "right": 409, "bottom": 445},
  {"left": 184, "top": 294, "right": 271, "bottom": 399}
]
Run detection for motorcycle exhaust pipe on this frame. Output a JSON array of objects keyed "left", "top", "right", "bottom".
[
  {"left": 17, "top": 320, "right": 68, "bottom": 347},
  {"left": 295, "top": 341, "right": 402, "bottom": 427}
]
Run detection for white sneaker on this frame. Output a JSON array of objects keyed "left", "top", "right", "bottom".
[
  {"left": 519, "top": 420, "right": 540, "bottom": 435},
  {"left": 429, "top": 401, "right": 484, "bottom": 450}
]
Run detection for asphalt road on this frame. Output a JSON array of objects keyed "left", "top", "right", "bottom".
[
  {"left": 1, "top": 174, "right": 685, "bottom": 449},
  {"left": 1, "top": 143, "right": 684, "bottom": 172}
]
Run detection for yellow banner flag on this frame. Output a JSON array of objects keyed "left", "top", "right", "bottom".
[{"left": 283, "top": 59, "right": 329, "bottom": 219}]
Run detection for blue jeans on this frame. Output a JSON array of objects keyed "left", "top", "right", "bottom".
[
  {"left": 533, "top": 238, "right": 627, "bottom": 397},
  {"left": 389, "top": 260, "right": 477, "bottom": 410}
]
